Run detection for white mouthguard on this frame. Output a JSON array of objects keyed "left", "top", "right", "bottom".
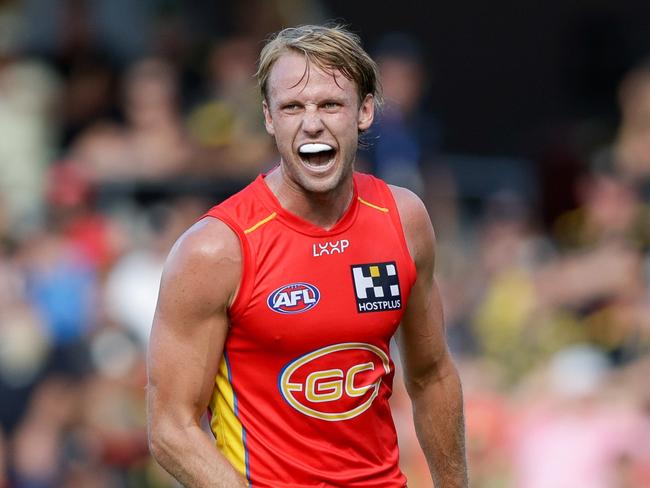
[{"left": 299, "top": 143, "right": 333, "bottom": 154}]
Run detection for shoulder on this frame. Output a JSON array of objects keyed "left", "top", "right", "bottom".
[
  {"left": 168, "top": 217, "right": 241, "bottom": 265},
  {"left": 161, "top": 217, "right": 242, "bottom": 309},
  {"left": 388, "top": 185, "right": 436, "bottom": 270},
  {"left": 388, "top": 185, "right": 431, "bottom": 232}
]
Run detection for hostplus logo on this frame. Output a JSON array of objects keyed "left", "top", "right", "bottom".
[{"left": 350, "top": 262, "right": 401, "bottom": 313}]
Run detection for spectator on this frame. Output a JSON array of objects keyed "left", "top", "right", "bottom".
[
  {"left": 187, "top": 36, "right": 275, "bottom": 178},
  {"left": 361, "top": 33, "right": 441, "bottom": 195},
  {"left": 0, "top": 9, "right": 60, "bottom": 227},
  {"left": 71, "top": 58, "right": 191, "bottom": 183}
]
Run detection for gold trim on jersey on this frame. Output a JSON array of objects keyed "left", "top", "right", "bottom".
[
  {"left": 358, "top": 197, "right": 389, "bottom": 213},
  {"left": 209, "top": 356, "right": 248, "bottom": 478},
  {"left": 244, "top": 212, "right": 277, "bottom": 234}
]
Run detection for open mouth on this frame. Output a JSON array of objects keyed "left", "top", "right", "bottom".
[{"left": 298, "top": 143, "right": 337, "bottom": 169}]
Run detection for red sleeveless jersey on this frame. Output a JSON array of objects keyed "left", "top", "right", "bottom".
[{"left": 203, "top": 172, "right": 417, "bottom": 487}]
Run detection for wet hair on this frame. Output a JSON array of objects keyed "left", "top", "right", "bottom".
[{"left": 256, "top": 24, "right": 382, "bottom": 108}]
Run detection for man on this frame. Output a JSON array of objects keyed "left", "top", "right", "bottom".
[{"left": 147, "top": 25, "right": 467, "bottom": 487}]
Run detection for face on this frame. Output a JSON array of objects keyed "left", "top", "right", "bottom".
[
  {"left": 262, "top": 51, "right": 374, "bottom": 195},
  {"left": 379, "top": 57, "right": 423, "bottom": 113}
]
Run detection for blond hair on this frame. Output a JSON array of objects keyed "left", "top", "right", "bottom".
[{"left": 256, "top": 25, "right": 382, "bottom": 108}]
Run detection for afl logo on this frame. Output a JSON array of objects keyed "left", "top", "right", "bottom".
[
  {"left": 267, "top": 282, "right": 320, "bottom": 314},
  {"left": 279, "top": 343, "right": 391, "bottom": 421}
]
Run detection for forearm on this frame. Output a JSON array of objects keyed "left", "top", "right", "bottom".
[
  {"left": 149, "top": 421, "right": 247, "bottom": 488},
  {"left": 409, "top": 365, "right": 468, "bottom": 488}
]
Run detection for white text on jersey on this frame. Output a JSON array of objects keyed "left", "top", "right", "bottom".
[{"left": 312, "top": 239, "right": 350, "bottom": 257}]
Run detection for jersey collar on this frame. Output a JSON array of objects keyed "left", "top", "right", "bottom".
[{"left": 254, "top": 172, "right": 360, "bottom": 237}]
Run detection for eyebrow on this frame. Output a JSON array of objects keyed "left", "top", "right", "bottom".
[{"left": 274, "top": 95, "right": 347, "bottom": 108}]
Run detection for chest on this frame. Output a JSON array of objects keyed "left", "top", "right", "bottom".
[{"left": 230, "top": 219, "right": 413, "bottom": 354}]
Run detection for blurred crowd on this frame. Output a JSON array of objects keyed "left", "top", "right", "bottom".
[{"left": 0, "top": 1, "right": 649, "bottom": 487}]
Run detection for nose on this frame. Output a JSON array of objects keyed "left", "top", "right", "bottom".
[{"left": 301, "top": 105, "right": 324, "bottom": 136}]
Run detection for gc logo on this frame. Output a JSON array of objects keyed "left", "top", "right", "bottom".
[{"left": 278, "top": 343, "right": 391, "bottom": 421}]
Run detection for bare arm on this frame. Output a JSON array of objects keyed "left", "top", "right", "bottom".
[
  {"left": 391, "top": 186, "right": 468, "bottom": 488},
  {"left": 147, "top": 218, "right": 247, "bottom": 487}
]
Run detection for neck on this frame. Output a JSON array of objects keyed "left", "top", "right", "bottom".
[{"left": 265, "top": 166, "right": 354, "bottom": 230}]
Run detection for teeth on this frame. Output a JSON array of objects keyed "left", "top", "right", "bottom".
[{"left": 299, "top": 143, "right": 333, "bottom": 154}]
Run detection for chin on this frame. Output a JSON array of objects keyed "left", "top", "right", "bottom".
[
  {"left": 296, "top": 173, "right": 342, "bottom": 194},
  {"left": 300, "top": 165, "right": 354, "bottom": 195}
]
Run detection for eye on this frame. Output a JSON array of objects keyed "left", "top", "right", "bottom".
[
  {"left": 322, "top": 101, "right": 341, "bottom": 110},
  {"left": 282, "top": 103, "right": 301, "bottom": 112}
]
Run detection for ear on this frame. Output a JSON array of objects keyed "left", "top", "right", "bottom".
[
  {"left": 262, "top": 99, "right": 275, "bottom": 136},
  {"left": 357, "top": 94, "right": 375, "bottom": 132}
]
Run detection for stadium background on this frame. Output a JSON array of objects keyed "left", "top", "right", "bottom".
[{"left": 0, "top": 0, "right": 649, "bottom": 486}]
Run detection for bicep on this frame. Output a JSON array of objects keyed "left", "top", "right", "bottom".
[
  {"left": 148, "top": 300, "right": 228, "bottom": 425},
  {"left": 397, "top": 275, "right": 451, "bottom": 390},
  {"left": 391, "top": 185, "right": 452, "bottom": 389},
  {"left": 147, "top": 219, "right": 241, "bottom": 426}
]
